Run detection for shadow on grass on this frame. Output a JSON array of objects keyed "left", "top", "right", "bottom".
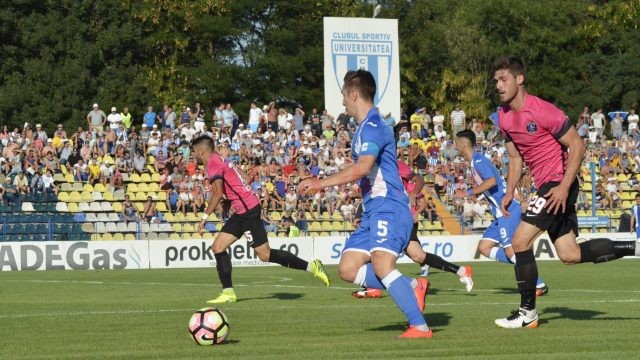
[
  {"left": 221, "top": 339, "right": 240, "bottom": 345},
  {"left": 493, "top": 287, "right": 520, "bottom": 295},
  {"left": 238, "top": 292, "right": 304, "bottom": 302},
  {"left": 367, "top": 312, "right": 451, "bottom": 332},
  {"left": 540, "top": 306, "right": 640, "bottom": 324}
]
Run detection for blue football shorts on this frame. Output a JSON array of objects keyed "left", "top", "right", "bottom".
[{"left": 343, "top": 207, "right": 413, "bottom": 257}]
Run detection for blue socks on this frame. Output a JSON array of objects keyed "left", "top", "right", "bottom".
[{"left": 381, "top": 270, "right": 426, "bottom": 327}]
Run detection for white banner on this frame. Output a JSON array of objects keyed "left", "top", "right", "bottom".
[
  {"left": 1, "top": 233, "right": 636, "bottom": 271},
  {"left": 148, "top": 238, "right": 315, "bottom": 269},
  {"left": 323, "top": 17, "right": 400, "bottom": 121},
  {"left": 0, "top": 241, "right": 149, "bottom": 271}
]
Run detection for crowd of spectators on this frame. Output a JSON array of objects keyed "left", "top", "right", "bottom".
[{"left": 0, "top": 101, "right": 637, "bottom": 235}]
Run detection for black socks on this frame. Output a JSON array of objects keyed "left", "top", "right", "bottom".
[
  {"left": 214, "top": 251, "right": 233, "bottom": 289},
  {"left": 269, "top": 249, "right": 308, "bottom": 271},
  {"left": 514, "top": 249, "right": 537, "bottom": 311},
  {"left": 423, "top": 253, "right": 460, "bottom": 274}
]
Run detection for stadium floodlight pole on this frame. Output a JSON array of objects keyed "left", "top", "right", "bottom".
[{"left": 373, "top": 4, "right": 382, "bottom": 18}]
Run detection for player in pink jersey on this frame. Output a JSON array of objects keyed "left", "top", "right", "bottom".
[
  {"left": 352, "top": 160, "right": 473, "bottom": 298},
  {"left": 492, "top": 56, "right": 639, "bottom": 329},
  {"left": 191, "top": 136, "right": 330, "bottom": 304}
]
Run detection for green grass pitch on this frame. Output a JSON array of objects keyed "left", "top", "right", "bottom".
[{"left": 1, "top": 260, "right": 639, "bottom": 359}]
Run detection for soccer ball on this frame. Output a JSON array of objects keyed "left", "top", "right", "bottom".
[{"left": 188, "top": 307, "right": 230, "bottom": 345}]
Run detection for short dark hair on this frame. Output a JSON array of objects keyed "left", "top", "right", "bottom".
[
  {"left": 636, "top": 193, "right": 640, "bottom": 199},
  {"left": 456, "top": 129, "right": 476, "bottom": 147},
  {"left": 343, "top": 69, "right": 376, "bottom": 102},
  {"left": 492, "top": 55, "right": 526, "bottom": 79},
  {"left": 190, "top": 135, "right": 215, "bottom": 152}
]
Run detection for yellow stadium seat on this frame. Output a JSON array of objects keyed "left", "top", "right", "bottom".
[
  {"left": 172, "top": 224, "right": 182, "bottom": 232},
  {"left": 309, "top": 222, "right": 322, "bottom": 231},
  {"left": 68, "top": 191, "right": 81, "bottom": 202},
  {"left": 156, "top": 202, "right": 167, "bottom": 212},
  {"left": 582, "top": 182, "right": 592, "bottom": 192},
  {"left": 81, "top": 191, "right": 93, "bottom": 202},
  {"left": 58, "top": 192, "right": 70, "bottom": 202},
  {"left": 147, "top": 156, "right": 155, "bottom": 165},
  {"left": 156, "top": 191, "right": 166, "bottom": 201},
  {"left": 100, "top": 233, "right": 113, "bottom": 241},
  {"left": 83, "top": 183, "right": 94, "bottom": 192},
  {"left": 130, "top": 173, "right": 141, "bottom": 183},
  {"left": 103, "top": 191, "right": 115, "bottom": 201},
  {"left": 103, "top": 155, "right": 115, "bottom": 165},
  {"left": 332, "top": 212, "right": 343, "bottom": 221},
  {"left": 112, "top": 202, "right": 122, "bottom": 213},
  {"left": 202, "top": 232, "right": 215, "bottom": 240},
  {"left": 135, "top": 192, "right": 147, "bottom": 201},
  {"left": 183, "top": 223, "right": 196, "bottom": 232},
  {"left": 124, "top": 234, "right": 136, "bottom": 241},
  {"left": 270, "top": 211, "right": 282, "bottom": 221},
  {"left": 319, "top": 231, "right": 330, "bottom": 236},
  {"left": 151, "top": 173, "right": 160, "bottom": 182},
  {"left": 54, "top": 173, "right": 65, "bottom": 183},
  {"left": 64, "top": 174, "right": 75, "bottom": 183},
  {"left": 134, "top": 203, "right": 144, "bottom": 212},
  {"left": 141, "top": 173, "right": 152, "bottom": 182},
  {"left": 112, "top": 233, "right": 125, "bottom": 241},
  {"left": 148, "top": 183, "right": 160, "bottom": 192},
  {"left": 185, "top": 233, "right": 203, "bottom": 240},
  {"left": 67, "top": 203, "right": 79, "bottom": 213},
  {"left": 94, "top": 183, "right": 106, "bottom": 192},
  {"left": 137, "top": 183, "right": 150, "bottom": 192},
  {"left": 127, "top": 183, "right": 138, "bottom": 192},
  {"left": 185, "top": 213, "right": 199, "bottom": 222},
  {"left": 60, "top": 165, "right": 68, "bottom": 175},
  {"left": 170, "top": 233, "right": 181, "bottom": 240}
]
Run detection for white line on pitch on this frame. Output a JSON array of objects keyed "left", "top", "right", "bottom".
[
  {"left": 0, "top": 299, "right": 638, "bottom": 319},
  {"left": 3, "top": 279, "right": 640, "bottom": 294}
]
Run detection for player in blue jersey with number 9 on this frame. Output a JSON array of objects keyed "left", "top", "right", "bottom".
[
  {"left": 453, "top": 130, "right": 547, "bottom": 296},
  {"left": 298, "top": 69, "right": 431, "bottom": 339}
]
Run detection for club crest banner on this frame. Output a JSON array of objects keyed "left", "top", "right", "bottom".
[{"left": 324, "top": 17, "right": 400, "bottom": 121}]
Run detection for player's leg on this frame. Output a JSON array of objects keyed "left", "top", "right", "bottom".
[
  {"left": 370, "top": 211, "right": 431, "bottom": 338},
  {"left": 207, "top": 229, "right": 241, "bottom": 304},
  {"left": 494, "top": 221, "right": 543, "bottom": 329},
  {"left": 553, "top": 228, "right": 639, "bottom": 264},
  {"left": 247, "top": 207, "right": 330, "bottom": 286}
]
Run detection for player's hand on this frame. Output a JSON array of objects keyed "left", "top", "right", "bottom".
[
  {"left": 297, "top": 178, "right": 321, "bottom": 195},
  {"left": 454, "top": 188, "right": 466, "bottom": 199},
  {"left": 543, "top": 184, "right": 568, "bottom": 214},
  {"left": 198, "top": 219, "right": 206, "bottom": 233},
  {"left": 500, "top": 192, "right": 513, "bottom": 217},
  {"left": 409, "top": 195, "right": 416, "bottom": 208}
]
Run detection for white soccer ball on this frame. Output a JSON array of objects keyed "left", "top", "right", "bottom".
[{"left": 188, "top": 307, "right": 230, "bottom": 345}]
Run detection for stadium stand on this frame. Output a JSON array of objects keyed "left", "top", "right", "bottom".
[{"left": 0, "top": 105, "right": 634, "bottom": 241}]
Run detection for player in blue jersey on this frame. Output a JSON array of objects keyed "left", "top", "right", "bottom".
[
  {"left": 453, "top": 130, "right": 548, "bottom": 296},
  {"left": 298, "top": 69, "right": 431, "bottom": 339}
]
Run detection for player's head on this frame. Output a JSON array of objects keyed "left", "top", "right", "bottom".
[
  {"left": 342, "top": 69, "right": 376, "bottom": 114},
  {"left": 493, "top": 55, "right": 526, "bottom": 105},
  {"left": 636, "top": 193, "right": 640, "bottom": 203},
  {"left": 455, "top": 129, "right": 476, "bottom": 158},
  {"left": 190, "top": 135, "right": 215, "bottom": 165}
]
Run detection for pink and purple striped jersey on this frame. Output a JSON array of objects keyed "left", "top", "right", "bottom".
[
  {"left": 207, "top": 154, "right": 260, "bottom": 215},
  {"left": 496, "top": 93, "right": 572, "bottom": 188}
]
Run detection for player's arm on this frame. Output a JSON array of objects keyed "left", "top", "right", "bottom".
[
  {"left": 630, "top": 207, "right": 635, "bottom": 232},
  {"left": 504, "top": 141, "right": 522, "bottom": 197},
  {"left": 457, "top": 177, "right": 497, "bottom": 199},
  {"left": 320, "top": 155, "right": 375, "bottom": 188},
  {"left": 199, "top": 178, "right": 224, "bottom": 231},
  {"left": 545, "top": 126, "right": 585, "bottom": 214},
  {"left": 500, "top": 140, "right": 522, "bottom": 216}
]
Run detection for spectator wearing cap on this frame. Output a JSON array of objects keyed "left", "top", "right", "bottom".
[
  {"left": 107, "top": 107, "right": 122, "bottom": 131},
  {"left": 87, "top": 103, "right": 107, "bottom": 133},
  {"left": 410, "top": 107, "right": 425, "bottom": 134},
  {"left": 179, "top": 122, "right": 196, "bottom": 142},
  {"left": 34, "top": 124, "right": 48, "bottom": 143}
]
